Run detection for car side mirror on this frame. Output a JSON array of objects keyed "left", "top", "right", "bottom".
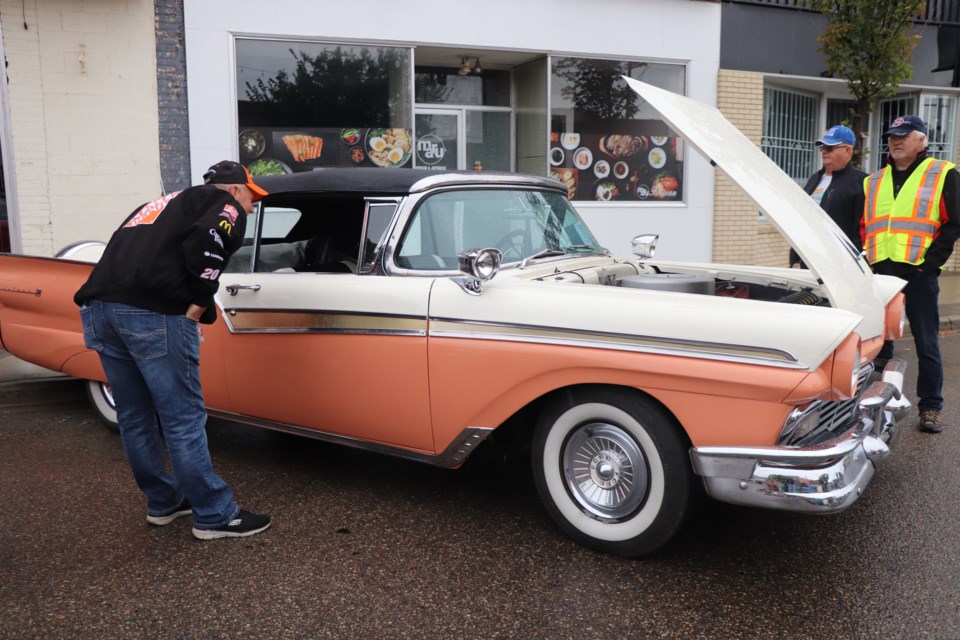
[
  {"left": 452, "top": 248, "right": 502, "bottom": 295},
  {"left": 631, "top": 234, "right": 659, "bottom": 260}
]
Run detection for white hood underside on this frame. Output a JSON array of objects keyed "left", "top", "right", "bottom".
[{"left": 623, "top": 78, "right": 889, "bottom": 339}]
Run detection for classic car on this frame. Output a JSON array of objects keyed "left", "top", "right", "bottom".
[{"left": 0, "top": 81, "right": 909, "bottom": 557}]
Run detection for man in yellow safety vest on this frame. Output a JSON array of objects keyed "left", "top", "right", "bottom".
[{"left": 863, "top": 115, "right": 960, "bottom": 433}]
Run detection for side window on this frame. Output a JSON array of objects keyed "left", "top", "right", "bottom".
[
  {"left": 225, "top": 206, "right": 303, "bottom": 273},
  {"left": 395, "top": 197, "right": 459, "bottom": 269}
]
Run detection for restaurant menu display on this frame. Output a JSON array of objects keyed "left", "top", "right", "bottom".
[
  {"left": 549, "top": 131, "right": 683, "bottom": 202},
  {"left": 239, "top": 126, "right": 413, "bottom": 175}
]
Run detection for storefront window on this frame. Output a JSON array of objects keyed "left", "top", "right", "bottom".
[
  {"left": 550, "top": 57, "right": 685, "bottom": 203},
  {"left": 414, "top": 66, "right": 510, "bottom": 107},
  {"left": 236, "top": 39, "right": 412, "bottom": 175}
]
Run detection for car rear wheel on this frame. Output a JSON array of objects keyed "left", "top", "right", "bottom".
[
  {"left": 84, "top": 379, "right": 119, "bottom": 433},
  {"left": 532, "top": 388, "right": 693, "bottom": 557}
]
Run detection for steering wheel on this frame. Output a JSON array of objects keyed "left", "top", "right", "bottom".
[
  {"left": 495, "top": 230, "right": 527, "bottom": 261},
  {"left": 301, "top": 235, "right": 327, "bottom": 271}
]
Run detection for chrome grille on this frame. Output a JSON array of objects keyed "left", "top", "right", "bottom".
[{"left": 782, "top": 362, "right": 875, "bottom": 446}]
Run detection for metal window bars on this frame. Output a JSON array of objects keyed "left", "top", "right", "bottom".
[{"left": 762, "top": 85, "right": 819, "bottom": 185}]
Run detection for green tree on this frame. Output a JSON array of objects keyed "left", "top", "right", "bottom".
[
  {"left": 242, "top": 46, "right": 408, "bottom": 128},
  {"left": 806, "top": 0, "right": 923, "bottom": 164},
  {"left": 552, "top": 58, "right": 650, "bottom": 121}
]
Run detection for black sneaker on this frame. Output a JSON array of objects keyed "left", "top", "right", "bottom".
[
  {"left": 146, "top": 498, "right": 192, "bottom": 526},
  {"left": 919, "top": 409, "right": 944, "bottom": 433},
  {"left": 192, "top": 509, "right": 271, "bottom": 540}
]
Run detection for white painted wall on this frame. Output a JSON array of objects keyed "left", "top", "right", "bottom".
[
  {"left": 0, "top": 0, "right": 160, "bottom": 255},
  {"left": 184, "top": 0, "right": 720, "bottom": 261}
]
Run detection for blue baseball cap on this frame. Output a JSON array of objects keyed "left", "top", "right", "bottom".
[
  {"left": 885, "top": 115, "right": 927, "bottom": 137},
  {"left": 815, "top": 125, "right": 856, "bottom": 146}
]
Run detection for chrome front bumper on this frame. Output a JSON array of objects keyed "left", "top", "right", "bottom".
[{"left": 689, "top": 359, "right": 908, "bottom": 513}]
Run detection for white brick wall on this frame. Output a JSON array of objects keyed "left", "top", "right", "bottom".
[{"left": 0, "top": 0, "right": 161, "bottom": 256}]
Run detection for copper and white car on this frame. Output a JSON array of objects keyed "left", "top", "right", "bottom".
[{"left": 0, "top": 82, "right": 909, "bottom": 556}]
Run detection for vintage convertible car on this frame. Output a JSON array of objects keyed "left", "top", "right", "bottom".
[{"left": 0, "top": 81, "right": 909, "bottom": 556}]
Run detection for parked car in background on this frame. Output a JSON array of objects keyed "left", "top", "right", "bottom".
[{"left": 0, "top": 82, "right": 909, "bottom": 556}]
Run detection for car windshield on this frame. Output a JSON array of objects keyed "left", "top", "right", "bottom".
[{"left": 394, "top": 188, "right": 602, "bottom": 270}]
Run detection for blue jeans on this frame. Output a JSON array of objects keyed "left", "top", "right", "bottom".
[
  {"left": 878, "top": 269, "right": 943, "bottom": 412},
  {"left": 80, "top": 301, "right": 238, "bottom": 528}
]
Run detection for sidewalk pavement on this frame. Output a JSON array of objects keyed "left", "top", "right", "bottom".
[{"left": 2, "top": 273, "right": 960, "bottom": 386}]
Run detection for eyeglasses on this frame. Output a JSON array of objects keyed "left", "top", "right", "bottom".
[{"left": 820, "top": 145, "right": 850, "bottom": 153}]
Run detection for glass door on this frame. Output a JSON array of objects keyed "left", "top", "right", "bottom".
[
  {"left": 415, "top": 107, "right": 512, "bottom": 171},
  {"left": 414, "top": 109, "right": 460, "bottom": 170},
  {"left": 466, "top": 111, "right": 511, "bottom": 172}
]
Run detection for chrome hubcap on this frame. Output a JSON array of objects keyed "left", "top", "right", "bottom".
[
  {"left": 101, "top": 382, "right": 116, "bottom": 409},
  {"left": 563, "top": 422, "right": 649, "bottom": 521}
]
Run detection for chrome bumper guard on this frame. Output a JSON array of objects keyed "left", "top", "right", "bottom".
[{"left": 689, "top": 359, "right": 907, "bottom": 513}]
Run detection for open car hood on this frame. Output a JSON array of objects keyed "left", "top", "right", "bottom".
[{"left": 624, "top": 79, "right": 888, "bottom": 338}]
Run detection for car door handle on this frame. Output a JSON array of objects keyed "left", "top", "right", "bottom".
[{"left": 224, "top": 283, "right": 262, "bottom": 296}]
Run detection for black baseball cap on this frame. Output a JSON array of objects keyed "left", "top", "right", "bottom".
[
  {"left": 203, "top": 160, "right": 268, "bottom": 200},
  {"left": 885, "top": 115, "right": 927, "bottom": 137}
]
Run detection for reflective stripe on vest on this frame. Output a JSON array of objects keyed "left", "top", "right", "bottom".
[{"left": 863, "top": 158, "right": 952, "bottom": 265}]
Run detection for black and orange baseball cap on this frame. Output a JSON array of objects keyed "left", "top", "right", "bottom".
[{"left": 203, "top": 160, "right": 269, "bottom": 201}]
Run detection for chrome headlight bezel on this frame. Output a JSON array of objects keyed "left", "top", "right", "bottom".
[{"left": 778, "top": 401, "right": 823, "bottom": 445}]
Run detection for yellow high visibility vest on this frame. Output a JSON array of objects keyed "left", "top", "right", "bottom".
[{"left": 863, "top": 158, "right": 953, "bottom": 265}]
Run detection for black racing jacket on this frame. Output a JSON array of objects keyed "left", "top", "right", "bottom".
[
  {"left": 803, "top": 163, "right": 868, "bottom": 248},
  {"left": 74, "top": 185, "right": 247, "bottom": 324}
]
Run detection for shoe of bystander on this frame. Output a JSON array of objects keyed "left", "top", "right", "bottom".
[
  {"left": 192, "top": 509, "right": 271, "bottom": 540},
  {"left": 919, "top": 409, "right": 944, "bottom": 433}
]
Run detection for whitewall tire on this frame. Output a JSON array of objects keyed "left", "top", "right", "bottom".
[
  {"left": 84, "top": 379, "right": 119, "bottom": 433},
  {"left": 532, "top": 388, "right": 692, "bottom": 557}
]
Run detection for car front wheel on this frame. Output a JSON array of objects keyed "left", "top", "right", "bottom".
[
  {"left": 532, "top": 388, "right": 693, "bottom": 557},
  {"left": 84, "top": 379, "right": 119, "bottom": 433}
]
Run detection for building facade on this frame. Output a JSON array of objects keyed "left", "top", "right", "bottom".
[
  {"left": 0, "top": 0, "right": 162, "bottom": 256},
  {"left": 4, "top": 1, "right": 959, "bottom": 271},
  {"left": 0, "top": 0, "right": 722, "bottom": 262},
  {"left": 717, "top": 0, "right": 960, "bottom": 270}
]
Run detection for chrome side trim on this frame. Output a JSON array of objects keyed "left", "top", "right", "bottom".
[
  {"left": 212, "top": 305, "right": 801, "bottom": 367},
  {"left": 408, "top": 172, "right": 565, "bottom": 194},
  {"left": 429, "top": 318, "right": 802, "bottom": 367},
  {"left": 218, "top": 309, "right": 427, "bottom": 336},
  {"left": 207, "top": 409, "right": 493, "bottom": 469}
]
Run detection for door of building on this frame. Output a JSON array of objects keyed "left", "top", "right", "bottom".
[
  {"left": 414, "top": 107, "right": 511, "bottom": 171},
  {"left": 414, "top": 109, "right": 460, "bottom": 170}
]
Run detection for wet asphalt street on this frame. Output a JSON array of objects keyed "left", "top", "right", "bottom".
[{"left": 2, "top": 335, "right": 960, "bottom": 639}]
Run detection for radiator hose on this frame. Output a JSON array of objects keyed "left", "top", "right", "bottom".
[{"left": 779, "top": 289, "right": 822, "bottom": 305}]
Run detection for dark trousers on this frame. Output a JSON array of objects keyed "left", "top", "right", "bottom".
[{"left": 878, "top": 269, "right": 943, "bottom": 412}]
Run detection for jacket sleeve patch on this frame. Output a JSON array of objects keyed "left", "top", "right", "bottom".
[{"left": 219, "top": 204, "right": 239, "bottom": 225}]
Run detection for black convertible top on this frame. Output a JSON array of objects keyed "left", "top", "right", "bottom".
[{"left": 253, "top": 168, "right": 563, "bottom": 197}]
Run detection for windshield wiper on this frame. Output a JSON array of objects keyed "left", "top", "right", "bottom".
[
  {"left": 566, "top": 244, "right": 603, "bottom": 253},
  {"left": 519, "top": 248, "right": 567, "bottom": 270}
]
